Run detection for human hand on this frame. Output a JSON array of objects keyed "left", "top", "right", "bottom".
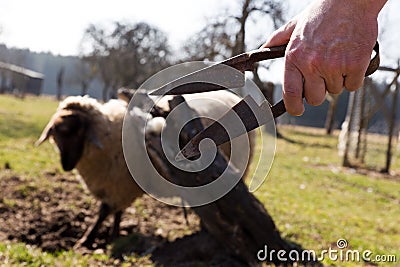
[{"left": 262, "top": 0, "right": 387, "bottom": 116}]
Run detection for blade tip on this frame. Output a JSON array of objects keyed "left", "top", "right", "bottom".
[
  {"left": 149, "top": 89, "right": 163, "bottom": 95},
  {"left": 175, "top": 143, "right": 199, "bottom": 161},
  {"left": 175, "top": 151, "right": 186, "bottom": 162}
]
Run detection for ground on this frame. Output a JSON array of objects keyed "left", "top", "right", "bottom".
[
  {"left": 0, "top": 169, "right": 243, "bottom": 266},
  {"left": 0, "top": 95, "right": 399, "bottom": 266}
]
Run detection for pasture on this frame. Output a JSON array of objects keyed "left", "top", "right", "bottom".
[{"left": 0, "top": 94, "right": 399, "bottom": 266}]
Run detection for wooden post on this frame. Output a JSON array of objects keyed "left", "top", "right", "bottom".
[
  {"left": 342, "top": 91, "right": 356, "bottom": 167},
  {"left": 325, "top": 94, "right": 339, "bottom": 135},
  {"left": 383, "top": 76, "right": 399, "bottom": 173},
  {"left": 355, "top": 86, "right": 367, "bottom": 160}
]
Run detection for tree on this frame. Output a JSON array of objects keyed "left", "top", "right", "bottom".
[
  {"left": 81, "top": 22, "right": 172, "bottom": 101},
  {"left": 182, "top": 0, "right": 284, "bottom": 106},
  {"left": 71, "top": 60, "right": 97, "bottom": 96},
  {"left": 339, "top": 68, "right": 400, "bottom": 173},
  {"left": 183, "top": 0, "right": 283, "bottom": 60},
  {"left": 56, "top": 66, "right": 65, "bottom": 100}
]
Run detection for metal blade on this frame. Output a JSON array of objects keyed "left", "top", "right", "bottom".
[
  {"left": 149, "top": 64, "right": 245, "bottom": 95},
  {"left": 176, "top": 96, "right": 286, "bottom": 161},
  {"left": 173, "top": 42, "right": 381, "bottom": 160},
  {"left": 150, "top": 45, "right": 287, "bottom": 96}
]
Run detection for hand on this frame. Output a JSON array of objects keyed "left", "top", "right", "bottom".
[{"left": 262, "top": 0, "right": 387, "bottom": 116}]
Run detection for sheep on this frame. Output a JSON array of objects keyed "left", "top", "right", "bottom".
[
  {"left": 119, "top": 88, "right": 256, "bottom": 176},
  {"left": 36, "top": 96, "right": 140, "bottom": 248},
  {"left": 36, "top": 90, "right": 255, "bottom": 248}
]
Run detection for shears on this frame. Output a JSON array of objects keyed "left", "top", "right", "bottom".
[{"left": 150, "top": 42, "right": 380, "bottom": 160}]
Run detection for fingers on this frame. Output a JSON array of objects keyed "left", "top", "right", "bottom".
[
  {"left": 283, "top": 62, "right": 327, "bottom": 116},
  {"left": 325, "top": 74, "right": 344, "bottom": 95},
  {"left": 263, "top": 18, "right": 306, "bottom": 116},
  {"left": 303, "top": 74, "right": 326, "bottom": 107},
  {"left": 344, "top": 73, "right": 364, "bottom": 91},
  {"left": 283, "top": 60, "right": 304, "bottom": 116},
  {"left": 261, "top": 19, "right": 297, "bottom": 48},
  {"left": 343, "top": 60, "right": 369, "bottom": 91}
]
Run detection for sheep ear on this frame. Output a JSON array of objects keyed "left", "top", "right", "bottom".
[
  {"left": 87, "top": 129, "right": 104, "bottom": 149},
  {"left": 74, "top": 111, "right": 103, "bottom": 150},
  {"left": 35, "top": 118, "right": 55, "bottom": 146}
]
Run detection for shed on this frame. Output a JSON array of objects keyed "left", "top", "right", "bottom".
[{"left": 0, "top": 61, "right": 44, "bottom": 95}]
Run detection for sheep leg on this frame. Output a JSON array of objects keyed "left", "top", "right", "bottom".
[
  {"left": 74, "top": 202, "right": 111, "bottom": 249},
  {"left": 109, "top": 210, "right": 123, "bottom": 241}
]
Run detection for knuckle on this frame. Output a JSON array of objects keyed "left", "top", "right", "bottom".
[
  {"left": 306, "top": 95, "right": 325, "bottom": 106},
  {"left": 327, "top": 86, "right": 343, "bottom": 95},
  {"left": 345, "top": 81, "right": 363, "bottom": 91},
  {"left": 326, "top": 78, "right": 344, "bottom": 94},
  {"left": 344, "top": 76, "right": 364, "bottom": 91},
  {"left": 283, "top": 86, "right": 302, "bottom": 98}
]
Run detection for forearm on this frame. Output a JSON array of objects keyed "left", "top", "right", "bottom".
[
  {"left": 359, "top": 0, "right": 388, "bottom": 15},
  {"left": 319, "top": 0, "right": 388, "bottom": 17}
]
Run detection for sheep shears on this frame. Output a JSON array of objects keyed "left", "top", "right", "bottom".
[{"left": 150, "top": 42, "right": 380, "bottom": 160}]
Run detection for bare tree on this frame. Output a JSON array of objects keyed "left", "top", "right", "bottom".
[
  {"left": 182, "top": 0, "right": 284, "bottom": 108},
  {"left": 81, "top": 22, "right": 171, "bottom": 101},
  {"left": 183, "top": 0, "right": 284, "bottom": 60},
  {"left": 71, "top": 60, "right": 96, "bottom": 96},
  {"left": 339, "top": 67, "right": 400, "bottom": 172}
]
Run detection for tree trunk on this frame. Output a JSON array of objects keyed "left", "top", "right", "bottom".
[
  {"left": 383, "top": 80, "right": 399, "bottom": 173},
  {"left": 0, "top": 72, "right": 7, "bottom": 94},
  {"left": 102, "top": 84, "right": 109, "bottom": 102},
  {"left": 56, "top": 67, "right": 65, "bottom": 101},
  {"left": 342, "top": 91, "right": 357, "bottom": 167},
  {"left": 81, "top": 81, "right": 88, "bottom": 96},
  {"left": 355, "top": 86, "right": 367, "bottom": 160}
]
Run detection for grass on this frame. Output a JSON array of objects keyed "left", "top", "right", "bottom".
[
  {"left": 250, "top": 126, "right": 400, "bottom": 266},
  {"left": 0, "top": 95, "right": 60, "bottom": 177},
  {"left": 0, "top": 94, "right": 399, "bottom": 266}
]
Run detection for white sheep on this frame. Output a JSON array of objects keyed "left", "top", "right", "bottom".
[
  {"left": 36, "top": 91, "right": 255, "bottom": 248},
  {"left": 36, "top": 96, "right": 139, "bottom": 248},
  {"left": 120, "top": 88, "right": 256, "bottom": 176}
]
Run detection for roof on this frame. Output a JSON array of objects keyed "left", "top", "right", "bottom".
[{"left": 0, "top": 61, "right": 44, "bottom": 79}]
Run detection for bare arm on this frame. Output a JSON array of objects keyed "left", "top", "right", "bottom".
[{"left": 262, "top": 0, "right": 387, "bottom": 115}]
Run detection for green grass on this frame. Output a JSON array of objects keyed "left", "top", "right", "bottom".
[
  {"left": 0, "top": 95, "right": 60, "bottom": 176},
  {"left": 250, "top": 126, "right": 400, "bottom": 266},
  {"left": 0, "top": 94, "right": 399, "bottom": 266}
]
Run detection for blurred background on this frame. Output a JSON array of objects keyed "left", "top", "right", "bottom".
[
  {"left": 0, "top": 1, "right": 399, "bottom": 266},
  {"left": 0, "top": 0, "right": 399, "bottom": 129}
]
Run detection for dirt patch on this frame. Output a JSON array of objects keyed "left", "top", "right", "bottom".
[{"left": 0, "top": 170, "right": 243, "bottom": 266}]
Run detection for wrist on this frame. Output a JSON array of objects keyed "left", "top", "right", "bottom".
[
  {"left": 319, "top": 0, "right": 387, "bottom": 17},
  {"left": 352, "top": 0, "right": 387, "bottom": 16}
]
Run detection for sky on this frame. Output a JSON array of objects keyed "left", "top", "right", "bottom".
[
  {"left": 0, "top": 0, "right": 399, "bottom": 79},
  {"left": 0, "top": 0, "right": 309, "bottom": 56}
]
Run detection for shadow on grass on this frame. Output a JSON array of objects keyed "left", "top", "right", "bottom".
[
  {"left": 278, "top": 130, "right": 334, "bottom": 149},
  {"left": 111, "top": 230, "right": 323, "bottom": 267}
]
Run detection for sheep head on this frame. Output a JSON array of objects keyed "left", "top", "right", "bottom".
[{"left": 36, "top": 109, "right": 103, "bottom": 171}]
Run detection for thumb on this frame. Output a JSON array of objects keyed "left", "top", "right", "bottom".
[{"left": 261, "top": 19, "right": 297, "bottom": 48}]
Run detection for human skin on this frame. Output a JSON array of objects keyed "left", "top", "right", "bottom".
[{"left": 262, "top": 0, "right": 388, "bottom": 116}]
